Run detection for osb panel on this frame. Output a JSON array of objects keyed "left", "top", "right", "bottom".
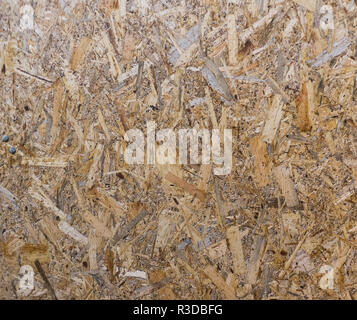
[{"left": 0, "top": 0, "right": 356, "bottom": 300}]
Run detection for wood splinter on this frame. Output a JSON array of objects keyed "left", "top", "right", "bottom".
[{"left": 34, "top": 259, "right": 58, "bottom": 300}]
